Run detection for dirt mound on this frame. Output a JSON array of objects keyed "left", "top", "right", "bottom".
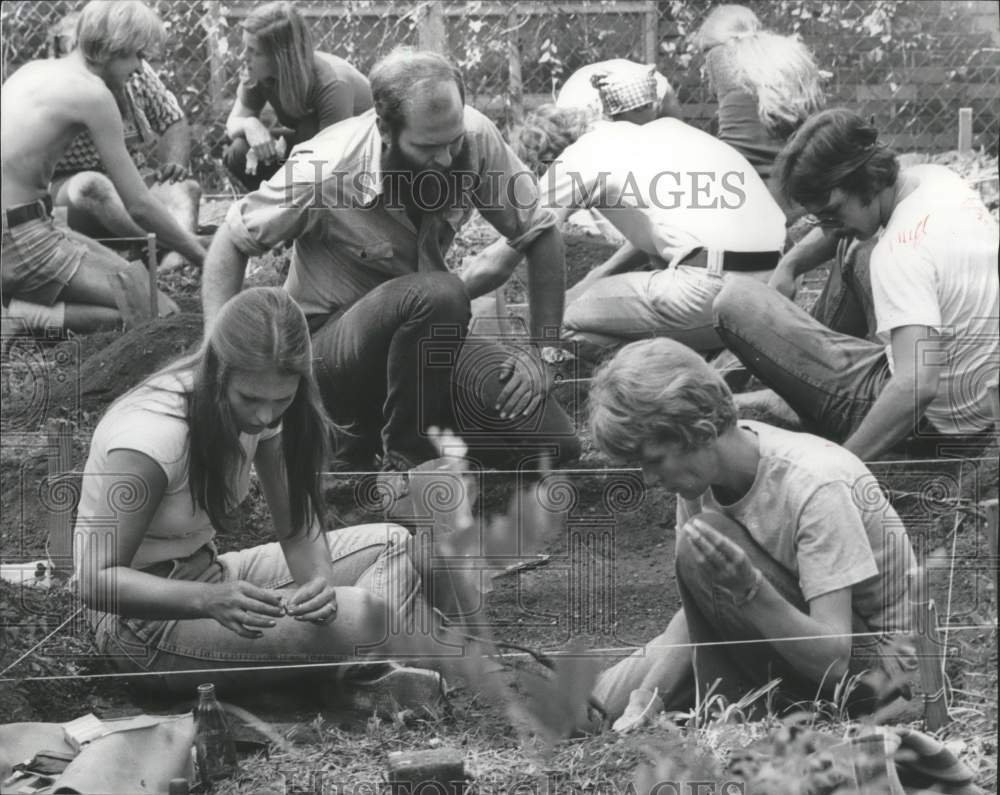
[{"left": 51, "top": 314, "right": 203, "bottom": 417}]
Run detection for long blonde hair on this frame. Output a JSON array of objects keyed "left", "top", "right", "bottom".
[
  {"left": 241, "top": 1, "right": 314, "bottom": 118},
  {"left": 708, "top": 31, "right": 825, "bottom": 139},
  {"left": 695, "top": 5, "right": 824, "bottom": 140}
]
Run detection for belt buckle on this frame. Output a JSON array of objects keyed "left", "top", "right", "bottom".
[{"left": 706, "top": 248, "right": 725, "bottom": 277}]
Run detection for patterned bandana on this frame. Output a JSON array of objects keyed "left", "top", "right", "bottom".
[{"left": 590, "top": 65, "right": 658, "bottom": 116}]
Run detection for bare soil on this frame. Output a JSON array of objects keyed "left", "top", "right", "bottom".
[{"left": 1, "top": 227, "right": 996, "bottom": 791}]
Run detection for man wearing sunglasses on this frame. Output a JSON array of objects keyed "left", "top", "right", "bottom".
[{"left": 712, "top": 108, "right": 998, "bottom": 460}]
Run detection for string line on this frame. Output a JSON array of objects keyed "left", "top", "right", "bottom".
[{"left": 2, "top": 623, "right": 995, "bottom": 684}]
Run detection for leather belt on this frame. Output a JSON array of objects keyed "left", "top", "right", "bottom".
[
  {"left": 681, "top": 247, "right": 780, "bottom": 273},
  {"left": 3, "top": 195, "right": 54, "bottom": 228}
]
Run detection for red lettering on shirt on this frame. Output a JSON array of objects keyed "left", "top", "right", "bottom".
[{"left": 896, "top": 213, "right": 930, "bottom": 247}]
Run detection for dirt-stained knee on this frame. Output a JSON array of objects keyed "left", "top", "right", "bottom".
[{"left": 67, "top": 171, "right": 116, "bottom": 204}]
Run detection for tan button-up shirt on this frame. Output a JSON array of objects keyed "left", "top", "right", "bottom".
[{"left": 225, "top": 107, "right": 555, "bottom": 317}]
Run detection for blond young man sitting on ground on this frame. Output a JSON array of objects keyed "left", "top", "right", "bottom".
[{"left": 584, "top": 338, "right": 917, "bottom": 731}]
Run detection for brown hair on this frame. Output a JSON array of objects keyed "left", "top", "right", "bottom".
[{"left": 241, "top": 1, "right": 315, "bottom": 118}]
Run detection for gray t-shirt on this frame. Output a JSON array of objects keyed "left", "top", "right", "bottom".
[{"left": 678, "top": 421, "right": 916, "bottom": 633}]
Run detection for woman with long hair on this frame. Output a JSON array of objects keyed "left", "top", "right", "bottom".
[
  {"left": 74, "top": 287, "right": 436, "bottom": 698},
  {"left": 693, "top": 5, "right": 825, "bottom": 180},
  {"left": 223, "top": 1, "right": 373, "bottom": 190}
]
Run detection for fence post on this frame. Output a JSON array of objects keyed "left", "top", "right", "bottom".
[
  {"left": 643, "top": 1, "right": 658, "bottom": 65},
  {"left": 203, "top": 1, "right": 227, "bottom": 115},
  {"left": 506, "top": 4, "right": 524, "bottom": 131},
  {"left": 957, "top": 107, "right": 973, "bottom": 153},
  {"left": 418, "top": 1, "right": 448, "bottom": 55}
]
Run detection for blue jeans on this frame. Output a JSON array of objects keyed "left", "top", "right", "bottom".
[
  {"left": 810, "top": 237, "right": 878, "bottom": 340},
  {"left": 563, "top": 265, "right": 774, "bottom": 357},
  {"left": 713, "top": 275, "right": 889, "bottom": 443},
  {"left": 712, "top": 277, "right": 994, "bottom": 455},
  {"left": 91, "top": 524, "right": 424, "bottom": 696},
  {"left": 311, "top": 271, "right": 579, "bottom": 468}
]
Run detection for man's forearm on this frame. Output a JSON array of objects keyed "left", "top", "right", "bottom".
[
  {"left": 744, "top": 583, "right": 852, "bottom": 685},
  {"left": 565, "top": 241, "right": 645, "bottom": 305},
  {"left": 844, "top": 375, "right": 931, "bottom": 461},
  {"left": 131, "top": 196, "right": 205, "bottom": 265},
  {"left": 202, "top": 228, "right": 250, "bottom": 329},
  {"left": 524, "top": 226, "right": 566, "bottom": 340},
  {"left": 460, "top": 237, "right": 523, "bottom": 299},
  {"left": 782, "top": 226, "right": 840, "bottom": 278},
  {"left": 157, "top": 120, "right": 191, "bottom": 167}
]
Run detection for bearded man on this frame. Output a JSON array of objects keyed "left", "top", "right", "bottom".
[{"left": 202, "top": 47, "right": 577, "bottom": 472}]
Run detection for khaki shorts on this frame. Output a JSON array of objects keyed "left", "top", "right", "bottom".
[{"left": 1, "top": 215, "right": 87, "bottom": 306}]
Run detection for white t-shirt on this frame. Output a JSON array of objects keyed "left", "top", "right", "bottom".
[
  {"left": 541, "top": 118, "right": 786, "bottom": 265},
  {"left": 678, "top": 421, "right": 916, "bottom": 633},
  {"left": 871, "top": 164, "right": 999, "bottom": 434},
  {"left": 74, "top": 371, "right": 279, "bottom": 572}
]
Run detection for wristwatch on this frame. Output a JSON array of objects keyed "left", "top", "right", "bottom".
[{"left": 540, "top": 346, "right": 573, "bottom": 365}]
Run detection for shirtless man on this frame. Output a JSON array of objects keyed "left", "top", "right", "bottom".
[
  {"left": 1, "top": 0, "right": 205, "bottom": 334},
  {"left": 46, "top": 11, "right": 203, "bottom": 274}
]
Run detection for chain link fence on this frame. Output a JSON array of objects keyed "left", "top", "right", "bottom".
[{"left": 2, "top": 0, "right": 998, "bottom": 188}]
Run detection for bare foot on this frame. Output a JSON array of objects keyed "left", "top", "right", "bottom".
[
  {"left": 157, "top": 291, "right": 180, "bottom": 318},
  {"left": 158, "top": 251, "right": 189, "bottom": 274}
]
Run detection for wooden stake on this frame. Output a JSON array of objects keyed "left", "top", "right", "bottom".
[
  {"left": 914, "top": 599, "right": 950, "bottom": 731},
  {"left": 643, "top": 1, "right": 658, "bottom": 65},
  {"left": 957, "top": 107, "right": 973, "bottom": 153},
  {"left": 982, "top": 498, "right": 999, "bottom": 605},
  {"left": 418, "top": 1, "right": 447, "bottom": 55},
  {"left": 45, "top": 418, "right": 74, "bottom": 575},
  {"left": 146, "top": 233, "right": 158, "bottom": 320},
  {"left": 506, "top": 4, "right": 524, "bottom": 131}
]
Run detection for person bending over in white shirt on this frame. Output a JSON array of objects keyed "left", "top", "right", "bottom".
[{"left": 464, "top": 97, "right": 786, "bottom": 360}]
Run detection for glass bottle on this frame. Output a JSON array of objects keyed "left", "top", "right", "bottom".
[{"left": 193, "top": 683, "right": 238, "bottom": 784}]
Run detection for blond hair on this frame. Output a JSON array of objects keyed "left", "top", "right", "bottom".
[
  {"left": 242, "top": 2, "right": 314, "bottom": 118},
  {"left": 692, "top": 4, "right": 761, "bottom": 52},
  {"left": 510, "top": 104, "right": 592, "bottom": 176},
  {"left": 76, "top": 0, "right": 165, "bottom": 64},
  {"left": 588, "top": 339, "right": 737, "bottom": 462},
  {"left": 706, "top": 31, "right": 825, "bottom": 139}
]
